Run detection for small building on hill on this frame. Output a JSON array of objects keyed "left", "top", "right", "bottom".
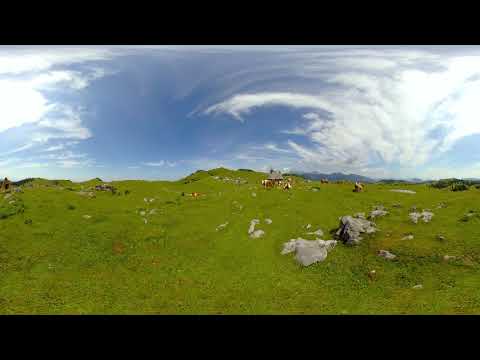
[{"left": 268, "top": 170, "right": 284, "bottom": 183}]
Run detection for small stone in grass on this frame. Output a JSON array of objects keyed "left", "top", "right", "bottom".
[
  {"left": 378, "top": 250, "right": 396, "bottom": 260},
  {"left": 412, "top": 284, "right": 423, "bottom": 290}
]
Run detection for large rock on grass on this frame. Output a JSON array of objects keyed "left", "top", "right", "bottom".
[
  {"left": 335, "top": 216, "right": 377, "bottom": 245},
  {"left": 282, "top": 238, "right": 337, "bottom": 266}
]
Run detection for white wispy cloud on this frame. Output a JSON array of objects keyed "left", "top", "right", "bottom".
[
  {"left": 205, "top": 92, "right": 331, "bottom": 121},
  {"left": 142, "top": 161, "right": 165, "bottom": 167},
  {"left": 204, "top": 49, "right": 480, "bottom": 175}
]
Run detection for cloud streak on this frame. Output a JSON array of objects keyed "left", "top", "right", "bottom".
[{"left": 204, "top": 49, "right": 480, "bottom": 175}]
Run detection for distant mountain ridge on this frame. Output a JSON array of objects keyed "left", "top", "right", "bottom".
[
  {"left": 291, "top": 172, "right": 432, "bottom": 184},
  {"left": 292, "top": 171, "right": 377, "bottom": 183}
]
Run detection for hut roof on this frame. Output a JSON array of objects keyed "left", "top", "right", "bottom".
[{"left": 268, "top": 171, "right": 284, "bottom": 180}]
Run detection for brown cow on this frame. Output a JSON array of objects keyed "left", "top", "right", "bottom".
[
  {"left": 353, "top": 182, "right": 364, "bottom": 192},
  {"left": 0, "top": 177, "right": 11, "bottom": 192},
  {"left": 262, "top": 179, "right": 274, "bottom": 189}
]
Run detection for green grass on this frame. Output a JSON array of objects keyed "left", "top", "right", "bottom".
[{"left": 1, "top": 169, "right": 479, "bottom": 314}]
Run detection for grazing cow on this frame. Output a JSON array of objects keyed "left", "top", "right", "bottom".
[
  {"left": 262, "top": 179, "right": 274, "bottom": 189},
  {"left": 353, "top": 182, "right": 364, "bottom": 193},
  {"left": 284, "top": 182, "right": 292, "bottom": 190},
  {"left": 0, "top": 177, "right": 11, "bottom": 192},
  {"left": 321, "top": 178, "right": 329, "bottom": 184},
  {"left": 191, "top": 192, "right": 201, "bottom": 198}
]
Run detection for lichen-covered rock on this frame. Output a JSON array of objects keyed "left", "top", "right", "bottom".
[
  {"left": 265, "top": 218, "right": 272, "bottom": 224},
  {"left": 335, "top": 216, "right": 377, "bottom": 245}
]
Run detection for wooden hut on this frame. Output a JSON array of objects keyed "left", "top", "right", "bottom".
[{"left": 267, "top": 170, "right": 284, "bottom": 184}]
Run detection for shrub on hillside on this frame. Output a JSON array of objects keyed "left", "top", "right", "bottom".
[{"left": 451, "top": 182, "right": 469, "bottom": 192}]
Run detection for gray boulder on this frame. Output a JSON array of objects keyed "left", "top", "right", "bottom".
[
  {"left": 335, "top": 216, "right": 377, "bottom": 245},
  {"left": 265, "top": 218, "right": 272, "bottom": 224},
  {"left": 295, "top": 246, "right": 328, "bottom": 267},
  {"left": 282, "top": 238, "right": 337, "bottom": 266},
  {"left": 250, "top": 229, "right": 265, "bottom": 239}
]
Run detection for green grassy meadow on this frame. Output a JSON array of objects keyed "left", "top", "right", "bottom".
[{"left": 1, "top": 168, "right": 479, "bottom": 314}]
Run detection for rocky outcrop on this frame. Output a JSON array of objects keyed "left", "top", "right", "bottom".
[{"left": 335, "top": 216, "right": 377, "bottom": 245}]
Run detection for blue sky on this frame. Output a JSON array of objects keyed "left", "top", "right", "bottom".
[{"left": 1, "top": 45, "right": 480, "bottom": 181}]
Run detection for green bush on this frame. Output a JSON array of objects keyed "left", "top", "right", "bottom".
[{"left": 451, "top": 182, "right": 469, "bottom": 192}]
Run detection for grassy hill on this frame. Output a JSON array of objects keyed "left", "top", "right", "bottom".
[{"left": 1, "top": 168, "right": 479, "bottom": 314}]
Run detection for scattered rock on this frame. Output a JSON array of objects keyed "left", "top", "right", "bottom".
[
  {"left": 437, "top": 202, "right": 447, "bottom": 209},
  {"left": 251, "top": 192, "right": 256, "bottom": 197},
  {"left": 353, "top": 212, "right": 366, "bottom": 219},
  {"left": 368, "top": 270, "right": 377, "bottom": 279},
  {"left": 443, "top": 255, "right": 456, "bottom": 261},
  {"left": 4, "top": 193, "right": 13, "bottom": 200},
  {"left": 149, "top": 209, "right": 157, "bottom": 215},
  {"left": 248, "top": 219, "right": 260, "bottom": 235},
  {"left": 216, "top": 222, "right": 229, "bottom": 231},
  {"left": 265, "top": 218, "right": 272, "bottom": 225},
  {"left": 282, "top": 238, "right": 337, "bottom": 266},
  {"left": 140, "top": 211, "right": 146, "bottom": 216},
  {"left": 412, "top": 284, "right": 423, "bottom": 290},
  {"left": 8, "top": 200, "right": 15, "bottom": 205},
  {"left": 250, "top": 229, "right": 265, "bottom": 239},
  {"left": 306, "top": 228, "right": 324, "bottom": 237},
  {"left": 143, "top": 218, "right": 148, "bottom": 224},
  {"left": 312, "top": 188, "right": 319, "bottom": 192},
  {"left": 24, "top": 219, "right": 32, "bottom": 225},
  {"left": 335, "top": 216, "right": 377, "bottom": 245},
  {"left": 392, "top": 203, "right": 402, "bottom": 208},
  {"left": 378, "top": 250, "right": 396, "bottom": 260},
  {"left": 390, "top": 189, "right": 416, "bottom": 194},
  {"left": 409, "top": 210, "right": 434, "bottom": 224},
  {"left": 306, "top": 224, "right": 312, "bottom": 230},
  {"left": 402, "top": 234, "right": 414, "bottom": 241},
  {"left": 369, "top": 209, "right": 388, "bottom": 219},
  {"left": 436, "top": 234, "right": 446, "bottom": 242},
  {"left": 82, "top": 215, "right": 91, "bottom": 219}
]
